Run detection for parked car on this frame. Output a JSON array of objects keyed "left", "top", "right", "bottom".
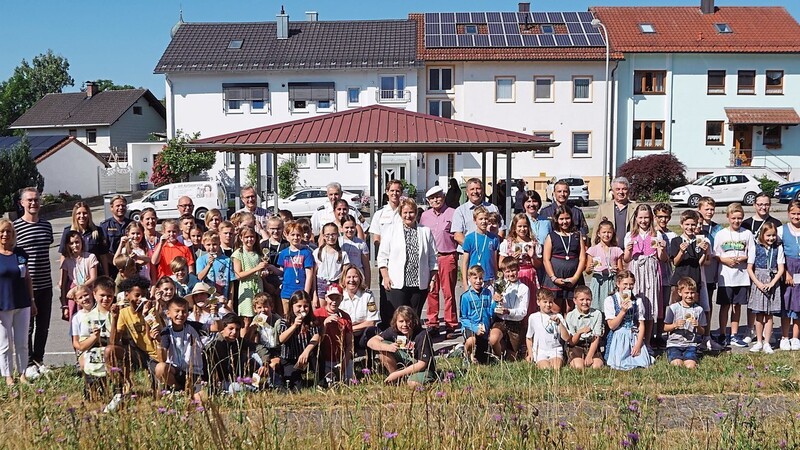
[
  {"left": 670, "top": 173, "right": 762, "bottom": 207},
  {"left": 545, "top": 175, "right": 590, "bottom": 206},
  {"left": 127, "top": 181, "right": 227, "bottom": 222},
  {"left": 264, "top": 187, "right": 362, "bottom": 217},
  {"left": 775, "top": 180, "right": 800, "bottom": 203}
]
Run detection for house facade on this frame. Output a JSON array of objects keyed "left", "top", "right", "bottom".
[{"left": 594, "top": 3, "right": 800, "bottom": 180}]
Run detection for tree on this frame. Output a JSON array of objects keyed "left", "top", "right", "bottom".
[
  {"left": 0, "top": 137, "right": 44, "bottom": 213},
  {"left": 150, "top": 130, "right": 215, "bottom": 186},
  {"left": 0, "top": 50, "right": 74, "bottom": 135},
  {"left": 91, "top": 79, "right": 137, "bottom": 91},
  {"left": 618, "top": 153, "right": 688, "bottom": 201},
  {"left": 277, "top": 159, "right": 299, "bottom": 198}
]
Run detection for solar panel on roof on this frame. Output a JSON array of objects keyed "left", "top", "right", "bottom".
[
  {"left": 441, "top": 12, "right": 455, "bottom": 23},
  {"left": 487, "top": 12, "right": 501, "bottom": 22},
  {"left": 582, "top": 22, "right": 596, "bottom": 33},
  {"left": 425, "top": 13, "right": 439, "bottom": 24},
  {"left": 517, "top": 12, "right": 531, "bottom": 23},
  {"left": 474, "top": 34, "right": 490, "bottom": 46},
  {"left": 441, "top": 34, "right": 457, "bottom": 46},
  {"left": 532, "top": 12, "right": 548, "bottom": 23},
  {"left": 425, "top": 35, "right": 441, "bottom": 47},
  {"left": 547, "top": 12, "right": 564, "bottom": 23},
  {"left": 471, "top": 12, "right": 487, "bottom": 23},
  {"left": 426, "top": 23, "right": 439, "bottom": 34},
  {"left": 503, "top": 23, "right": 517, "bottom": 34},
  {"left": 457, "top": 34, "right": 473, "bottom": 46},
  {"left": 539, "top": 34, "right": 556, "bottom": 46},
  {"left": 489, "top": 34, "right": 506, "bottom": 46},
  {"left": 522, "top": 34, "right": 539, "bottom": 46},
  {"left": 555, "top": 34, "right": 572, "bottom": 46},
  {"left": 563, "top": 12, "right": 580, "bottom": 22},
  {"left": 587, "top": 34, "right": 605, "bottom": 46},
  {"left": 456, "top": 12, "right": 471, "bottom": 23},
  {"left": 441, "top": 23, "right": 456, "bottom": 34},
  {"left": 571, "top": 34, "right": 589, "bottom": 46},
  {"left": 506, "top": 34, "right": 523, "bottom": 47},
  {"left": 578, "top": 11, "right": 594, "bottom": 22},
  {"left": 502, "top": 12, "right": 517, "bottom": 22},
  {"left": 567, "top": 22, "right": 583, "bottom": 33},
  {"left": 488, "top": 23, "right": 503, "bottom": 34}
]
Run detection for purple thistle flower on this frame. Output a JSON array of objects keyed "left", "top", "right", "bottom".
[
  {"left": 756, "top": 382, "right": 764, "bottom": 388},
  {"left": 60, "top": 395, "right": 67, "bottom": 401},
  {"left": 623, "top": 391, "right": 631, "bottom": 397},
  {"left": 558, "top": 420, "right": 568, "bottom": 429},
  {"left": 656, "top": 396, "right": 664, "bottom": 404},
  {"left": 464, "top": 385, "right": 473, "bottom": 393},
  {"left": 363, "top": 432, "right": 371, "bottom": 443},
  {"left": 415, "top": 385, "right": 425, "bottom": 392},
  {"left": 435, "top": 391, "right": 445, "bottom": 398},
  {"left": 715, "top": 412, "right": 726, "bottom": 420},
  {"left": 109, "top": 366, "right": 122, "bottom": 374},
  {"left": 361, "top": 368, "right": 371, "bottom": 375},
  {"left": 157, "top": 407, "right": 167, "bottom": 414},
  {"left": 67, "top": 407, "right": 76, "bottom": 414},
  {"left": 779, "top": 439, "right": 787, "bottom": 449},
  {"left": 621, "top": 439, "right": 631, "bottom": 448},
  {"left": 383, "top": 431, "right": 398, "bottom": 439},
  {"left": 627, "top": 432, "right": 640, "bottom": 444},
  {"left": 746, "top": 365, "right": 754, "bottom": 371},
  {"left": 36, "top": 388, "right": 44, "bottom": 394},
  {"left": 167, "top": 409, "right": 176, "bottom": 415},
  {"left": 160, "top": 389, "right": 170, "bottom": 396},
  {"left": 349, "top": 378, "right": 359, "bottom": 385},
  {"left": 444, "top": 371, "right": 455, "bottom": 382},
  {"left": 196, "top": 406, "right": 205, "bottom": 412},
  {"left": 492, "top": 413, "right": 503, "bottom": 422}
]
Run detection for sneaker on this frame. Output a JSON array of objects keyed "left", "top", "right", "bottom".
[
  {"left": 103, "top": 393, "right": 123, "bottom": 413},
  {"left": 708, "top": 339, "right": 726, "bottom": 351},
  {"left": 780, "top": 338, "right": 791, "bottom": 351},
  {"left": 762, "top": 343, "right": 774, "bottom": 354},
  {"left": 749, "top": 342, "right": 763, "bottom": 353},
  {"left": 791, "top": 338, "right": 800, "bottom": 351},
  {"left": 742, "top": 335, "right": 753, "bottom": 344},
  {"left": 35, "top": 364, "right": 52, "bottom": 376},
  {"left": 24, "top": 365, "right": 40, "bottom": 381},
  {"left": 730, "top": 336, "right": 748, "bottom": 348},
  {"left": 714, "top": 334, "right": 728, "bottom": 346}
]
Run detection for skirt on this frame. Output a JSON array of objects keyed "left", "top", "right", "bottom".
[
  {"left": 542, "top": 257, "right": 582, "bottom": 300},
  {"left": 749, "top": 268, "right": 781, "bottom": 314},
  {"left": 629, "top": 256, "right": 661, "bottom": 320},
  {"left": 784, "top": 257, "right": 800, "bottom": 314},
  {"left": 519, "top": 265, "right": 539, "bottom": 314},
  {"left": 589, "top": 271, "right": 616, "bottom": 311},
  {"left": 605, "top": 327, "right": 652, "bottom": 371}
]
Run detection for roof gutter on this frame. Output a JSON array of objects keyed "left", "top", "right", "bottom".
[
  {"left": 9, "top": 123, "right": 111, "bottom": 129},
  {"left": 190, "top": 141, "right": 560, "bottom": 153}
]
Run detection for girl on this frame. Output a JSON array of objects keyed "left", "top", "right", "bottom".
[
  {"left": 278, "top": 290, "right": 320, "bottom": 391},
  {"left": 70, "top": 285, "right": 95, "bottom": 372},
  {"left": 525, "top": 290, "right": 570, "bottom": 369},
  {"left": 780, "top": 200, "right": 800, "bottom": 351},
  {"left": 747, "top": 222, "right": 784, "bottom": 353},
  {"left": 314, "top": 223, "right": 350, "bottom": 305},
  {"left": 367, "top": 305, "right": 436, "bottom": 386},
  {"left": 585, "top": 220, "right": 624, "bottom": 311},
  {"left": 232, "top": 226, "right": 266, "bottom": 331},
  {"left": 58, "top": 202, "right": 109, "bottom": 276},
  {"left": 60, "top": 230, "right": 99, "bottom": 321},
  {"left": 340, "top": 215, "right": 371, "bottom": 289},
  {"left": 277, "top": 222, "right": 315, "bottom": 316},
  {"left": 542, "top": 205, "right": 586, "bottom": 314},
  {"left": 205, "top": 209, "right": 223, "bottom": 233},
  {"left": 140, "top": 208, "right": 161, "bottom": 254},
  {"left": 499, "top": 213, "right": 539, "bottom": 313},
  {"left": 604, "top": 270, "right": 652, "bottom": 370},
  {"left": 114, "top": 222, "right": 150, "bottom": 282},
  {"left": 190, "top": 227, "right": 205, "bottom": 261},
  {"left": 333, "top": 200, "right": 366, "bottom": 241},
  {"left": 153, "top": 275, "right": 178, "bottom": 325},
  {"left": 76, "top": 280, "right": 114, "bottom": 379},
  {"left": 185, "top": 282, "right": 223, "bottom": 348},
  {"left": 623, "top": 204, "right": 668, "bottom": 348}
]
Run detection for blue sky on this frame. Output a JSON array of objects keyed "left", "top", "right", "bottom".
[{"left": 1, "top": 0, "right": 796, "bottom": 99}]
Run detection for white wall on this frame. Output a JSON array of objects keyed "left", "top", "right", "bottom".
[
  {"left": 26, "top": 127, "right": 112, "bottom": 156},
  {"left": 110, "top": 98, "right": 166, "bottom": 151},
  {"left": 37, "top": 142, "right": 105, "bottom": 197}
]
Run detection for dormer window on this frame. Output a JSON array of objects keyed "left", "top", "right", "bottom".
[
  {"left": 228, "top": 39, "right": 243, "bottom": 49},
  {"left": 639, "top": 23, "right": 655, "bottom": 33},
  {"left": 541, "top": 24, "right": 555, "bottom": 34},
  {"left": 714, "top": 23, "right": 732, "bottom": 33},
  {"left": 464, "top": 24, "right": 478, "bottom": 34}
]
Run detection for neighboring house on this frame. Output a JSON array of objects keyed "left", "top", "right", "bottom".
[
  {"left": 0, "top": 135, "right": 110, "bottom": 198},
  {"left": 9, "top": 84, "right": 167, "bottom": 162},
  {"left": 593, "top": 1, "right": 800, "bottom": 180},
  {"left": 154, "top": 10, "right": 421, "bottom": 199},
  {"left": 410, "top": 7, "right": 619, "bottom": 199}
]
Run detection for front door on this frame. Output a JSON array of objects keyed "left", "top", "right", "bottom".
[{"left": 733, "top": 125, "right": 753, "bottom": 166}]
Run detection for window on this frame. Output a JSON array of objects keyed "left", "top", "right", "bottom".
[
  {"left": 149, "top": 189, "right": 169, "bottom": 202},
  {"left": 347, "top": 87, "right": 360, "bottom": 105},
  {"left": 288, "top": 82, "right": 335, "bottom": 111},
  {"left": 495, "top": 77, "right": 515, "bottom": 102},
  {"left": 447, "top": 153, "right": 455, "bottom": 178},
  {"left": 534, "top": 77, "right": 554, "bottom": 102},
  {"left": 347, "top": 152, "right": 361, "bottom": 162},
  {"left": 133, "top": 106, "right": 143, "bottom": 115},
  {"left": 572, "top": 132, "right": 590, "bottom": 156},
  {"left": 705, "top": 121, "right": 724, "bottom": 145},
  {"left": 541, "top": 25, "right": 554, "bottom": 34},
  {"left": 763, "top": 125, "right": 782, "bottom": 147},
  {"left": 707, "top": 70, "right": 726, "bottom": 94},
  {"left": 737, "top": 70, "right": 755, "bottom": 95},
  {"left": 317, "top": 153, "right": 333, "bottom": 168},
  {"left": 464, "top": 24, "right": 478, "bottom": 34},
  {"left": 633, "top": 121, "right": 664, "bottom": 149},
  {"left": 223, "top": 83, "right": 269, "bottom": 113},
  {"left": 295, "top": 153, "right": 309, "bottom": 168},
  {"left": 87, "top": 129, "right": 97, "bottom": 144},
  {"left": 228, "top": 39, "right": 243, "bottom": 49},
  {"left": 379, "top": 75, "right": 407, "bottom": 101},
  {"left": 428, "top": 99, "right": 453, "bottom": 119},
  {"left": 428, "top": 67, "right": 453, "bottom": 92},
  {"left": 533, "top": 131, "right": 553, "bottom": 157},
  {"left": 766, "top": 70, "right": 784, "bottom": 95},
  {"left": 639, "top": 23, "right": 655, "bottom": 33},
  {"left": 714, "top": 23, "right": 732, "bottom": 33},
  {"left": 317, "top": 100, "right": 332, "bottom": 110},
  {"left": 634, "top": 71, "right": 666, "bottom": 94},
  {"left": 572, "top": 76, "right": 592, "bottom": 102},
  {"left": 68, "top": 129, "right": 77, "bottom": 137}
]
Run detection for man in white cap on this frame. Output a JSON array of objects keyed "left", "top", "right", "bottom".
[{"left": 419, "top": 185, "right": 458, "bottom": 337}]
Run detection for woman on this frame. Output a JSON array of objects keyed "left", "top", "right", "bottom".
[
  {"left": 140, "top": 208, "right": 161, "bottom": 252},
  {"left": 377, "top": 199, "right": 438, "bottom": 318},
  {"left": 338, "top": 264, "right": 379, "bottom": 357},
  {"left": 204, "top": 209, "right": 223, "bottom": 233},
  {"left": 445, "top": 178, "right": 461, "bottom": 210},
  {"left": 58, "top": 202, "right": 109, "bottom": 275},
  {"left": 332, "top": 200, "right": 365, "bottom": 241},
  {"left": 523, "top": 190, "right": 551, "bottom": 285},
  {"left": 0, "top": 219, "right": 36, "bottom": 385}
]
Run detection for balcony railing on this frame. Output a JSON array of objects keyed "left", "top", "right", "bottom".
[{"left": 376, "top": 89, "right": 411, "bottom": 103}]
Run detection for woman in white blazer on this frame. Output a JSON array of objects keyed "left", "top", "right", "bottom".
[{"left": 378, "top": 199, "right": 438, "bottom": 319}]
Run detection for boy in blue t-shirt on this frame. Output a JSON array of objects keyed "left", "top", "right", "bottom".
[
  {"left": 276, "top": 222, "right": 316, "bottom": 315},
  {"left": 461, "top": 206, "right": 500, "bottom": 288},
  {"left": 196, "top": 232, "right": 237, "bottom": 304},
  {"left": 460, "top": 265, "right": 495, "bottom": 364}
]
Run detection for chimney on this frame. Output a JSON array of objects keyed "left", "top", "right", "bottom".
[
  {"left": 86, "top": 81, "right": 98, "bottom": 98},
  {"left": 305, "top": 11, "right": 318, "bottom": 22},
  {"left": 518, "top": 2, "right": 530, "bottom": 13},
  {"left": 276, "top": 5, "right": 289, "bottom": 40},
  {"left": 700, "top": 0, "right": 715, "bottom": 14}
]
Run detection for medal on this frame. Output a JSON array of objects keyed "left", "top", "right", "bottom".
[{"left": 565, "top": 256, "right": 570, "bottom": 261}]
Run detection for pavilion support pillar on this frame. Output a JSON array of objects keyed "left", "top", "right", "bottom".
[
  {"left": 376, "top": 150, "right": 383, "bottom": 208},
  {"left": 272, "top": 152, "right": 279, "bottom": 212},
  {"left": 505, "top": 148, "right": 513, "bottom": 226},
  {"left": 492, "top": 151, "right": 498, "bottom": 205},
  {"left": 369, "top": 149, "right": 376, "bottom": 264},
  {"left": 254, "top": 153, "right": 262, "bottom": 196},
  {"left": 481, "top": 151, "right": 487, "bottom": 195},
  {"left": 233, "top": 152, "right": 241, "bottom": 213}
]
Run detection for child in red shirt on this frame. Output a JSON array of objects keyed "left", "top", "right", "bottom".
[
  {"left": 151, "top": 219, "right": 195, "bottom": 280},
  {"left": 313, "top": 284, "right": 353, "bottom": 385}
]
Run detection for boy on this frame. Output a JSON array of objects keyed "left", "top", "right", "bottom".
[
  {"left": 653, "top": 203, "right": 677, "bottom": 348},
  {"left": 151, "top": 219, "right": 195, "bottom": 280},
  {"left": 155, "top": 297, "right": 205, "bottom": 401},
  {"left": 218, "top": 221, "right": 236, "bottom": 257},
  {"left": 249, "top": 293, "right": 282, "bottom": 386},
  {"left": 697, "top": 196, "right": 724, "bottom": 350},
  {"left": 461, "top": 206, "right": 500, "bottom": 289},
  {"left": 714, "top": 203, "right": 755, "bottom": 348},
  {"left": 178, "top": 213, "right": 195, "bottom": 246},
  {"left": 669, "top": 210, "right": 712, "bottom": 344},
  {"left": 260, "top": 216, "right": 289, "bottom": 297},
  {"left": 196, "top": 231, "right": 237, "bottom": 304},
  {"left": 565, "top": 286, "right": 604, "bottom": 370},
  {"left": 313, "top": 284, "right": 354, "bottom": 384},
  {"left": 664, "top": 277, "right": 706, "bottom": 369},
  {"left": 80, "top": 277, "right": 114, "bottom": 380},
  {"left": 170, "top": 256, "right": 199, "bottom": 297},
  {"left": 190, "top": 227, "right": 205, "bottom": 261},
  {"left": 460, "top": 265, "right": 495, "bottom": 363},
  {"left": 488, "top": 258, "right": 529, "bottom": 360},
  {"left": 208, "top": 313, "right": 258, "bottom": 393}
]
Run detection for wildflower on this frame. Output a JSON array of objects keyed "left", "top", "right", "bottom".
[
  {"left": 558, "top": 420, "right": 568, "bottom": 429},
  {"left": 60, "top": 395, "right": 67, "bottom": 402},
  {"left": 168, "top": 409, "right": 176, "bottom": 415},
  {"left": 196, "top": 406, "right": 205, "bottom": 412},
  {"left": 130, "top": 394, "right": 137, "bottom": 399},
  {"left": 191, "top": 399, "right": 201, "bottom": 405},
  {"left": 435, "top": 391, "right": 445, "bottom": 398},
  {"left": 627, "top": 400, "right": 640, "bottom": 413},
  {"left": 362, "top": 368, "right": 371, "bottom": 376},
  {"left": 415, "top": 385, "right": 425, "bottom": 392},
  {"left": 627, "top": 432, "right": 640, "bottom": 444},
  {"left": 157, "top": 407, "right": 167, "bottom": 414},
  {"left": 36, "top": 388, "right": 44, "bottom": 394},
  {"left": 746, "top": 365, "right": 754, "bottom": 371},
  {"left": 109, "top": 366, "right": 122, "bottom": 374},
  {"left": 764, "top": 365, "right": 770, "bottom": 371},
  {"left": 492, "top": 413, "right": 503, "bottom": 422},
  {"left": 11, "top": 391, "right": 18, "bottom": 398},
  {"left": 621, "top": 439, "right": 631, "bottom": 448},
  {"left": 714, "top": 412, "right": 726, "bottom": 420},
  {"left": 383, "top": 431, "right": 398, "bottom": 439},
  {"left": 736, "top": 373, "right": 743, "bottom": 379},
  {"left": 656, "top": 396, "right": 664, "bottom": 404},
  {"left": 623, "top": 391, "right": 631, "bottom": 397},
  {"left": 350, "top": 378, "right": 359, "bottom": 385},
  {"left": 756, "top": 382, "right": 764, "bottom": 388},
  {"left": 444, "top": 371, "right": 455, "bottom": 382},
  {"left": 363, "top": 432, "right": 371, "bottom": 443},
  {"left": 516, "top": 403, "right": 525, "bottom": 410},
  {"left": 67, "top": 407, "right": 76, "bottom": 414},
  {"left": 779, "top": 439, "right": 787, "bottom": 449},
  {"left": 160, "top": 389, "right": 170, "bottom": 396},
  {"left": 464, "top": 385, "right": 474, "bottom": 393},
  {"left": 42, "top": 426, "right": 51, "bottom": 434}
]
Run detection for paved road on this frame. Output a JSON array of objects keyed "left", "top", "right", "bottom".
[{"left": 38, "top": 203, "right": 790, "bottom": 367}]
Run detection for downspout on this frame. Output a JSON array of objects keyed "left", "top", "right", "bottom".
[
  {"left": 165, "top": 74, "right": 176, "bottom": 139},
  {"left": 608, "top": 60, "right": 620, "bottom": 180}
]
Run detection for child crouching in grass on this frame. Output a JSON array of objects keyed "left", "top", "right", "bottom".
[
  {"left": 278, "top": 290, "right": 320, "bottom": 391},
  {"left": 155, "top": 297, "right": 204, "bottom": 402},
  {"left": 70, "top": 285, "right": 94, "bottom": 373},
  {"left": 460, "top": 264, "right": 495, "bottom": 364},
  {"left": 565, "top": 286, "right": 604, "bottom": 370},
  {"left": 368, "top": 306, "right": 436, "bottom": 387},
  {"left": 664, "top": 277, "right": 706, "bottom": 369},
  {"left": 208, "top": 313, "right": 258, "bottom": 394},
  {"left": 526, "top": 289, "right": 569, "bottom": 370}
]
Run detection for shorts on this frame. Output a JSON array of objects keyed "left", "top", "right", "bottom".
[
  {"left": 716, "top": 286, "right": 749, "bottom": 305},
  {"left": 567, "top": 343, "right": 598, "bottom": 363},
  {"left": 491, "top": 319, "right": 524, "bottom": 353},
  {"left": 169, "top": 365, "right": 203, "bottom": 393},
  {"left": 666, "top": 346, "right": 698, "bottom": 362},
  {"left": 532, "top": 346, "right": 563, "bottom": 363},
  {"left": 122, "top": 344, "right": 158, "bottom": 375}
]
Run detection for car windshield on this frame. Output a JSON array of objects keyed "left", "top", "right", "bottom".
[
  {"left": 558, "top": 178, "right": 584, "bottom": 186},
  {"left": 691, "top": 175, "right": 714, "bottom": 186}
]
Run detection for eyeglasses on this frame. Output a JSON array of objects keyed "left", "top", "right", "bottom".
[
  {"left": 178, "top": 204, "right": 193, "bottom": 208},
  {"left": 243, "top": 195, "right": 256, "bottom": 200}
]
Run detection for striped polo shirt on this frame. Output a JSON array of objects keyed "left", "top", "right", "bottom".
[{"left": 13, "top": 217, "right": 54, "bottom": 290}]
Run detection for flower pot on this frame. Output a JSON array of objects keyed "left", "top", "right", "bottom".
[{"left": 138, "top": 182, "right": 149, "bottom": 190}]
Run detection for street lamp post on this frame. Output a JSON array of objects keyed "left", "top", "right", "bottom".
[{"left": 592, "top": 18, "right": 611, "bottom": 203}]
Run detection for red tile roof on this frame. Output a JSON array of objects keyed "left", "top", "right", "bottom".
[
  {"left": 409, "top": 14, "right": 624, "bottom": 62},
  {"left": 194, "top": 105, "right": 555, "bottom": 152},
  {"left": 725, "top": 108, "right": 800, "bottom": 125},
  {"left": 591, "top": 6, "right": 800, "bottom": 53}
]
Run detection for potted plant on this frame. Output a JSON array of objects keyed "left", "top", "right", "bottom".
[{"left": 137, "top": 170, "right": 149, "bottom": 190}]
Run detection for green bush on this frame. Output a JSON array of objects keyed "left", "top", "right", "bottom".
[
  {"left": 277, "top": 159, "right": 299, "bottom": 198},
  {"left": 648, "top": 190, "right": 671, "bottom": 203},
  {"left": 756, "top": 176, "right": 779, "bottom": 197}
]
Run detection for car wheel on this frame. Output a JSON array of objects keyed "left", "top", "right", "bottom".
[
  {"left": 687, "top": 195, "right": 701, "bottom": 208},
  {"left": 742, "top": 192, "right": 757, "bottom": 206},
  {"left": 795, "top": 191, "right": 800, "bottom": 201},
  {"left": 129, "top": 210, "right": 142, "bottom": 222},
  {"left": 195, "top": 208, "right": 208, "bottom": 222}
]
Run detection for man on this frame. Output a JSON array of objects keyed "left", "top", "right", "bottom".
[
  {"left": 311, "top": 182, "right": 363, "bottom": 237},
  {"left": 592, "top": 177, "right": 637, "bottom": 248},
  {"left": 237, "top": 185, "right": 269, "bottom": 237},
  {"left": 540, "top": 180, "right": 589, "bottom": 236},
  {"left": 368, "top": 180, "right": 404, "bottom": 329},
  {"left": 513, "top": 179, "right": 526, "bottom": 214},
  {"left": 419, "top": 186, "right": 458, "bottom": 337},
  {"left": 99, "top": 195, "right": 131, "bottom": 278},
  {"left": 176, "top": 196, "right": 207, "bottom": 233},
  {"left": 452, "top": 178, "right": 505, "bottom": 246},
  {"left": 14, "top": 187, "right": 53, "bottom": 379}
]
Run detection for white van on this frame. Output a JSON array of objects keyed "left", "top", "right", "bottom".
[{"left": 127, "top": 182, "right": 227, "bottom": 222}]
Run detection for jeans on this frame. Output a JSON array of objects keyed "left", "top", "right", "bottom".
[
  {"left": 0, "top": 307, "right": 31, "bottom": 377},
  {"left": 28, "top": 288, "right": 52, "bottom": 366}
]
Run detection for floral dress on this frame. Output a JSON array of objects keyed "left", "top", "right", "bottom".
[{"left": 232, "top": 248, "right": 262, "bottom": 318}]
